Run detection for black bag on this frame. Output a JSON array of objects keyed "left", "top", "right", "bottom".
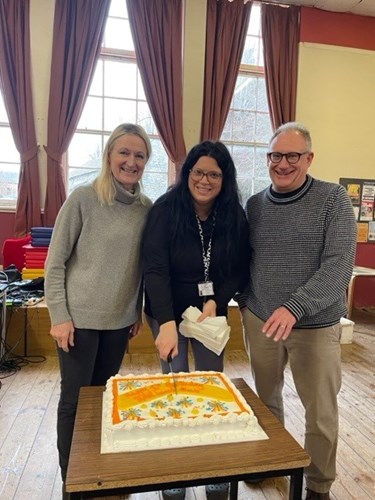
[{"left": 3, "top": 264, "right": 22, "bottom": 283}]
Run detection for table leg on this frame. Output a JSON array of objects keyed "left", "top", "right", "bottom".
[
  {"left": 347, "top": 275, "right": 356, "bottom": 320},
  {"left": 23, "top": 307, "right": 28, "bottom": 356},
  {"left": 229, "top": 480, "right": 238, "bottom": 499},
  {"left": 289, "top": 468, "right": 304, "bottom": 500}
]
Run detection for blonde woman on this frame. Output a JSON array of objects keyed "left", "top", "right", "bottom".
[{"left": 45, "top": 123, "right": 152, "bottom": 490}]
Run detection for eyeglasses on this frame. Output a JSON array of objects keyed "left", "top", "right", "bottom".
[
  {"left": 189, "top": 168, "right": 223, "bottom": 183},
  {"left": 267, "top": 151, "right": 309, "bottom": 164}
]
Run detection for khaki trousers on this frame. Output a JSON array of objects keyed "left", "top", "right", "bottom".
[{"left": 242, "top": 308, "right": 341, "bottom": 494}]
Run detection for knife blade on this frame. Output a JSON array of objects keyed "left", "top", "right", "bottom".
[{"left": 167, "top": 353, "right": 178, "bottom": 395}]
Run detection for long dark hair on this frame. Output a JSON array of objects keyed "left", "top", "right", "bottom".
[{"left": 161, "top": 140, "right": 245, "bottom": 275}]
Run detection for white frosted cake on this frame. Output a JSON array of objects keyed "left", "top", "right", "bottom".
[{"left": 101, "top": 371, "right": 268, "bottom": 453}]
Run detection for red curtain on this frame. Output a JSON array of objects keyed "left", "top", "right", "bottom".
[
  {"left": 0, "top": 0, "right": 42, "bottom": 236},
  {"left": 126, "top": 0, "right": 186, "bottom": 177},
  {"left": 200, "top": 0, "right": 252, "bottom": 142},
  {"left": 261, "top": 4, "right": 300, "bottom": 130},
  {"left": 43, "top": 0, "right": 110, "bottom": 227}
]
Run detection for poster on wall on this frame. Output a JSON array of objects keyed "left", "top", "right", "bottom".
[{"left": 340, "top": 178, "right": 375, "bottom": 243}]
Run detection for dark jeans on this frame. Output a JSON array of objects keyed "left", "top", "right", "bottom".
[{"left": 57, "top": 326, "right": 130, "bottom": 480}]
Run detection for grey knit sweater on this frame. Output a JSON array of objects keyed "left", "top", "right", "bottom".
[
  {"left": 237, "top": 176, "right": 357, "bottom": 328},
  {"left": 45, "top": 181, "right": 152, "bottom": 329}
]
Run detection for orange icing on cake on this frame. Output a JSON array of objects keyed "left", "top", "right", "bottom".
[{"left": 111, "top": 372, "right": 250, "bottom": 424}]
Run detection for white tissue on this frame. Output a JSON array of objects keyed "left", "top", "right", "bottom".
[{"left": 179, "top": 306, "right": 231, "bottom": 355}]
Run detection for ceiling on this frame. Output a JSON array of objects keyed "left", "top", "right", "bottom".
[{"left": 264, "top": 0, "right": 375, "bottom": 18}]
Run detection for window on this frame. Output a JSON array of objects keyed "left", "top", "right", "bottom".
[
  {"left": 0, "top": 91, "right": 19, "bottom": 208},
  {"left": 221, "top": 3, "right": 272, "bottom": 204},
  {"left": 68, "top": 0, "right": 169, "bottom": 201}
]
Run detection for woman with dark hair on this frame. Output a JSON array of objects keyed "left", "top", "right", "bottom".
[{"left": 142, "top": 140, "right": 249, "bottom": 500}]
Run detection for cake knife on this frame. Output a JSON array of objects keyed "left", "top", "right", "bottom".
[{"left": 167, "top": 353, "right": 178, "bottom": 394}]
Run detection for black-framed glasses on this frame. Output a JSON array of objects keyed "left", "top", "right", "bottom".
[
  {"left": 189, "top": 168, "right": 223, "bottom": 183},
  {"left": 267, "top": 151, "right": 309, "bottom": 164}
]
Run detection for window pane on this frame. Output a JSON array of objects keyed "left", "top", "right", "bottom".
[
  {"left": 142, "top": 172, "right": 168, "bottom": 201},
  {"left": 137, "top": 68, "right": 146, "bottom": 100},
  {"left": 147, "top": 138, "right": 169, "bottom": 174},
  {"left": 248, "top": 3, "right": 261, "bottom": 36},
  {"left": 138, "top": 101, "right": 158, "bottom": 135},
  {"left": 104, "top": 60, "right": 137, "bottom": 98},
  {"left": 68, "top": 133, "right": 103, "bottom": 193},
  {"left": 104, "top": 98, "right": 136, "bottom": 130},
  {"left": 254, "top": 177, "right": 270, "bottom": 194},
  {"left": 0, "top": 162, "right": 19, "bottom": 200},
  {"left": 89, "top": 59, "right": 103, "bottom": 96},
  {"left": 69, "top": 132, "right": 103, "bottom": 167},
  {"left": 103, "top": 20, "right": 134, "bottom": 51},
  {"left": 257, "top": 77, "right": 269, "bottom": 112},
  {"left": 109, "top": 0, "right": 128, "bottom": 18},
  {"left": 233, "top": 75, "right": 257, "bottom": 110},
  {"left": 77, "top": 96, "right": 103, "bottom": 130},
  {"left": 256, "top": 113, "right": 272, "bottom": 143},
  {"left": 0, "top": 93, "right": 9, "bottom": 121},
  {"left": 233, "top": 110, "right": 256, "bottom": 142},
  {"left": 242, "top": 35, "right": 261, "bottom": 66},
  {"left": 233, "top": 144, "right": 254, "bottom": 178},
  {"left": 68, "top": 167, "right": 100, "bottom": 194},
  {"left": 0, "top": 127, "right": 19, "bottom": 162}
]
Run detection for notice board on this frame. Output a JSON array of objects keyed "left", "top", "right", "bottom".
[{"left": 340, "top": 178, "right": 375, "bottom": 243}]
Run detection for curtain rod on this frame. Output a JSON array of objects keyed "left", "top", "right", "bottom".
[{"left": 226, "top": 0, "right": 292, "bottom": 7}]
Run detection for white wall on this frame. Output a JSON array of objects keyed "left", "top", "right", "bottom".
[
  {"left": 297, "top": 42, "right": 375, "bottom": 182},
  {"left": 30, "top": 0, "right": 55, "bottom": 207}
]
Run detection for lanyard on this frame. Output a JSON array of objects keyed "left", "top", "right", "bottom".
[{"left": 195, "top": 211, "right": 216, "bottom": 283}]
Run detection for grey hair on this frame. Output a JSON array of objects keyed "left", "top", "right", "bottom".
[{"left": 269, "top": 122, "right": 312, "bottom": 151}]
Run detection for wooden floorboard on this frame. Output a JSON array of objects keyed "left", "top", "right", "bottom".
[{"left": 0, "top": 308, "right": 374, "bottom": 500}]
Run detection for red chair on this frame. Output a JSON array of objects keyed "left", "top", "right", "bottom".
[{"left": 2, "top": 235, "right": 31, "bottom": 271}]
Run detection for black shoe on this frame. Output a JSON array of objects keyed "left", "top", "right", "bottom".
[
  {"left": 162, "top": 488, "right": 186, "bottom": 500},
  {"left": 244, "top": 478, "right": 262, "bottom": 484},
  {"left": 205, "top": 482, "right": 229, "bottom": 499},
  {"left": 305, "top": 488, "right": 331, "bottom": 500}
]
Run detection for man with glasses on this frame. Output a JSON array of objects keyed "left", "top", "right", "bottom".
[{"left": 237, "top": 122, "right": 357, "bottom": 500}]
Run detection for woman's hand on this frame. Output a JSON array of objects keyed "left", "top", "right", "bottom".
[
  {"left": 155, "top": 321, "right": 178, "bottom": 361},
  {"left": 197, "top": 299, "right": 217, "bottom": 322},
  {"left": 129, "top": 321, "right": 142, "bottom": 338},
  {"left": 50, "top": 320, "right": 75, "bottom": 352}
]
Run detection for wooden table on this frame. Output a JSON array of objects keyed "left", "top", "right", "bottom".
[
  {"left": 6, "top": 297, "right": 46, "bottom": 356},
  {"left": 66, "top": 378, "right": 310, "bottom": 500},
  {"left": 347, "top": 266, "right": 375, "bottom": 319}
]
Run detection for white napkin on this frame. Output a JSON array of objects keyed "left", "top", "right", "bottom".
[{"left": 179, "top": 306, "right": 230, "bottom": 355}]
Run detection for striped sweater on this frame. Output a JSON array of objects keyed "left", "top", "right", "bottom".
[{"left": 237, "top": 176, "right": 357, "bottom": 328}]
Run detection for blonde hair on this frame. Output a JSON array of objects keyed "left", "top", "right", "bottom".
[{"left": 93, "top": 123, "right": 152, "bottom": 205}]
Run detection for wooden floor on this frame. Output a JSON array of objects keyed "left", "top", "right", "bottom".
[{"left": 0, "top": 308, "right": 374, "bottom": 500}]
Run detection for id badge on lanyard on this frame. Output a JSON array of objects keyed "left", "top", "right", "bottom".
[
  {"left": 198, "top": 281, "right": 214, "bottom": 297},
  {"left": 195, "top": 213, "right": 216, "bottom": 298}
]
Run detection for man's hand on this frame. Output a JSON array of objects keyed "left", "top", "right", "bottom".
[
  {"left": 50, "top": 320, "right": 75, "bottom": 352},
  {"left": 155, "top": 321, "right": 178, "bottom": 361},
  {"left": 262, "top": 306, "right": 296, "bottom": 341}
]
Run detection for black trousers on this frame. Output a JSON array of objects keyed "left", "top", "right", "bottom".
[{"left": 56, "top": 326, "right": 130, "bottom": 480}]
